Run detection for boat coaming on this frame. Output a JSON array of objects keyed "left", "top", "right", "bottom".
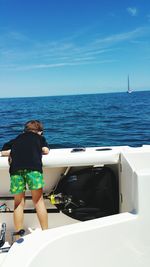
[{"left": 1, "top": 145, "right": 150, "bottom": 267}]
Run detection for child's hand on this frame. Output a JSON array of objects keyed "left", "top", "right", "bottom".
[
  {"left": 1, "top": 149, "right": 11, "bottom": 156},
  {"left": 42, "top": 147, "right": 49, "bottom": 155}
]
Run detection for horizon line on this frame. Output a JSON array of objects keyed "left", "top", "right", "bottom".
[{"left": 0, "top": 89, "right": 150, "bottom": 100}]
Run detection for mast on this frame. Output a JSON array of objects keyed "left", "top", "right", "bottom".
[{"left": 128, "top": 75, "right": 130, "bottom": 92}]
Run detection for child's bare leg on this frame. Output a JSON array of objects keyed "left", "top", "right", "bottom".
[
  {"left": 13, "top": 193, "right": 25, "bottom": 236},
  {"left": 31, "top": 188, "right": 48, "bottom": 230}
]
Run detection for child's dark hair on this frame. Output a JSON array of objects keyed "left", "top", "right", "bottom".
[{"left": 24, "top": 120, "right": 43, "bottom": 133}]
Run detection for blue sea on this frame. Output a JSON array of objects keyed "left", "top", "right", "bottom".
[{"left": 0, "top": 91, "right": 150, "bottom": 149}]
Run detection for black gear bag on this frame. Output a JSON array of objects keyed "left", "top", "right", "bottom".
[{"left": 54, "top": 166, "right": 119, "bottom": 221}]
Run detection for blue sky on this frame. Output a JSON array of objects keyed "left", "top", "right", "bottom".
[{"left": 0, "top": 0, "right": 150, "bottom": 97}]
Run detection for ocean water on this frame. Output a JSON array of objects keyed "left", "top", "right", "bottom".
[{"left": 0, "top": 91, "right": 150, "bottom": 149}]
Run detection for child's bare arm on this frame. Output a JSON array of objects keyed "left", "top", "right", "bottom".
[{"left": 42, "top": 147, "right": 49, "bottom": 155}]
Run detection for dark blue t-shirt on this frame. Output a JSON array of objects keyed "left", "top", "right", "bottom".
[{"left": 2, "top": 132, "right": 49, "bottom": 175}]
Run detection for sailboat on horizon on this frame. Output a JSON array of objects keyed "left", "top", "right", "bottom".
[{"left": 127, "top": 75, "right": 133, "bottom": 93}]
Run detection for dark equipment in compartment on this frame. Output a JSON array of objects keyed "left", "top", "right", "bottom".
[{"left": 52, "top": 166, "right": 119, "bottom": 221}]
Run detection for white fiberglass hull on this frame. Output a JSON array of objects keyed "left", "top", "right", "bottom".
[{"left": 1, "top": 145, "right": 150, "bottom": 266}]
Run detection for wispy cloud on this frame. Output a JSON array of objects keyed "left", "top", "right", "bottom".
[
  {"left": 10, "top": 59, "right": 118, "bottom": 71},
  {"left": 7, "top": 31, "right": 29, "bottom": 42},
  {"left": 147, "top": 14, "right": 150, "bottom": 22},
  {"left": 94, "top": 27, "right": 147, "bottom": 46},
  {"left": 0, "top": 26, "right": 149, "bottom": 71},
  {"left": 127, "top": 7, "right": 138, "bottom": 17},
  {"left": 0, "top": 30, "right": 30, "bottom": 46}
]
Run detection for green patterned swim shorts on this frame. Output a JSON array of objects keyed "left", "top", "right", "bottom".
[{"left": 10, "top": 170, "right": 45, "bottom": 194}]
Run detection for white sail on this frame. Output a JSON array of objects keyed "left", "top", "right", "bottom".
[{"left": 127, "top": 75, "right": 132, "bottom": 93}]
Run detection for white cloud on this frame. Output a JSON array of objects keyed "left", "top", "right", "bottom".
[{"left": 127, "top": 7, "right": 138, "bottom": 17}]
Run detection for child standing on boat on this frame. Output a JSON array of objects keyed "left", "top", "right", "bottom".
[{"left": 1, "top": 120, "right": 49, "bottom": 233}]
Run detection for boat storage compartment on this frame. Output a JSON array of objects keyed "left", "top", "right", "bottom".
[{"left": 50, "top": 165, "right": 119, "bottom": 221}]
